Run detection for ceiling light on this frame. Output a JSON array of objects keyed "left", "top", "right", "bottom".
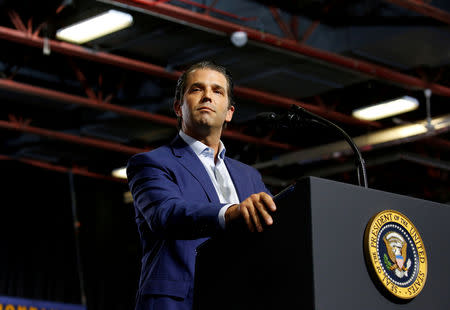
[
  {"left": 352, "top": 96, "right": 419, "bottom": 121},
  {"left": 112, "top": 167, "right": 127, "bottom": 179},
  {"left": 253, "top": 113, "right": 450, "bottom": 170},
  {"left": 56, "top": 9, "right": 133, "bottom": 44},
  {"left": 230, "top": 31, "right": 248, "bottom": 47}
]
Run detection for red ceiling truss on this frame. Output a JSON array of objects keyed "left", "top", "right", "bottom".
[
  {"left": 0, "top": 79, "right": 296, "bottom": 150},
  {"left": 269, "top": 7, "right": 297, "bottom": 40},
  {"left": 1, "top": 0, "right": 450, "bottom": 180},
  {"left": 384, "top": 0, "right": 450, "bottom": 25},
  {"left": 0, "top": 154, "right": 127, "bottom": 183},
  {"left": 116, "top": 0, "right": 450, "bottom": 97},
  {"left": 0, "top": 117, "right": 148, "bottom": 155},
  {"left": 0, "top": 25, "right": 380, "bottom": 128}
]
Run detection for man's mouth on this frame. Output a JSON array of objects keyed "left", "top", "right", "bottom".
[{"left": 198, "top": 106, "right": 215, "bottom": 112}]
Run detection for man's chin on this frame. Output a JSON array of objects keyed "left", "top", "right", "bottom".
[{"left": 190, "top": 119, "right": 223, "bottom": 132}]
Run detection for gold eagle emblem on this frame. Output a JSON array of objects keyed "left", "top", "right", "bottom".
[{"left": 383, "top": 231, "right": 411, "bottom": 277}]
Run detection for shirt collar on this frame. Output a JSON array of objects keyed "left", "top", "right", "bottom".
[{"left": 179, "top": 130, "right": 226, "bottom": 160}]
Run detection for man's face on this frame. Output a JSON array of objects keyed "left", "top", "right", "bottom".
[{"left": 174, "top": 68, "right": 234, "bottom": 136}]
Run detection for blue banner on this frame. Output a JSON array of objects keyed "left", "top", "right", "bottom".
[{"left": 0, "top": 296, "right": 85, "bottom": 310}]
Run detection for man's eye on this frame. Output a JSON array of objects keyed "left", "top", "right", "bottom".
[{"left": 214, "top": 90, "right": 224, "bottom": 94}]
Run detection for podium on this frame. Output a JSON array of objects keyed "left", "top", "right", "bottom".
[{"left": 193, "top": 177, "right": 450, "bottom": 310}]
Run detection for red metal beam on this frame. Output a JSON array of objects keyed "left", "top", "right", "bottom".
[
  {"left": 301, "top": 20, "right": 321, "bottom": 44},
  {"left": 0, "top": 79, "right": 295, "bottom": 150},
  {"left": 8, "top": 10, "right": 26, "bottom": 32},
  {"left": 0, "top": 25, "right": 180, "bottom": 80},
  {"left": 384, "top": 0, "right": 450, "bottom": 25},
  {"left": 0, "top": 25, "right": 379, "bottom": 128},
  {"left": 269, "top": 7, "right": 296, "bottom": 40},
  {"left": 234, "top": 87, "right": 380, "bottom": 128},
  {"left": 0, "top": 154, "right": 127, "bottom": 183},
  {"left": 68, "top": 58, "right": 99, "bottom": 101},
  {"left": 0, "top": 119, "right": 147, "bottom": 155},
  {"left": 290, "top": 15, "right": 299, "bottom": 41},
  {"left": 204, "top": 0, "right": 220, "bottom": 16},
  {"left": 136, "top": 0, "right": 258, "bottom": 21},
  {"left": 0, "top": 79, "right": 178, "bottom": 126},
  {"left": 117, "top": 0, "right": 450, "bottom": 98}
]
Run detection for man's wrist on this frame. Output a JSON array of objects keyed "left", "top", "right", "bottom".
[{"left": 218, "top": 204, "right": 234, "bottom": 229}]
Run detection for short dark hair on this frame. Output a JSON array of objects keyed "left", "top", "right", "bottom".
[{"left": 174, "top": 60, "right": 235, "bottom": 107}]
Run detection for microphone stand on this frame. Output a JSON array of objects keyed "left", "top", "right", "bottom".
[{"left": 285, "top": 105, "right": 368, "bottom": 188}]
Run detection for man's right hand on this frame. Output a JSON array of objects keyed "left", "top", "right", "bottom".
[{"left": 224, "top": 192, "right": 276, "bottom": 232}]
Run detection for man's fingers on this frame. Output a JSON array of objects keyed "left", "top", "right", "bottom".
[
  {"left": 259, "top": 193, "right": 276, "bottom": 212},
  {"left": 253, "top": 192, "right": 276, "bottom": 227},
  {"left": 247, "top": 202, "right": 263, "bottom": 232},
  {"left": 255, "top": 201, "right": 273, "bottom": 226},
  {"left": 226, "top": 193, "right": 277, "bottom": 232},
  {"left": 240, "top": 204, "right": 255, "bottom": 232}
]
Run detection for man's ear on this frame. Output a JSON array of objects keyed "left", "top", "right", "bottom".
[
  {"left": 225, "top": 105, "right": 235, "bottom": 122},
  {"left": 173, "top": 101, "right": 182, "bottom": 117}
]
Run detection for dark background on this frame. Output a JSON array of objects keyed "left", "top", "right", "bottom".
[{"left": 0, "top": 0, "right": 449, "bottom": 309}]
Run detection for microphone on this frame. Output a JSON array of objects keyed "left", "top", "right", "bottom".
[
  {"left": 257, "top": 105, "right": 368, "bottom": 188},
  {"left": 255, "top": 109, "right": 316, "bottom": 129},
  {"left": 255, "top": 112, "right": 278, "bottom": 122},
  {"left": 255, "top": 112, "right": 288, "bottom": 128}
]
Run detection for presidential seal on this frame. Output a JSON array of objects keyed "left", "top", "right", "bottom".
[{"left": 364, "top": 210, "right": 427, "bottom": 299}]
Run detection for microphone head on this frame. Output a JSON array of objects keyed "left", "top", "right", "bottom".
[
  {"left": 255, "top": 112, "right": 278, "bottom": 122},
  {"left": 254, "top": 109, "right": 315, "bottom": 129},
  {"left": 255, "top": 111, "right": 292, "bottom": 129}
]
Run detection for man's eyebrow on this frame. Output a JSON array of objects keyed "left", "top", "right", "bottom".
[
  {"left": 211, "top": 84, "right": 226, "bottom": 90},
  {"left": 189, "top": 82, "right": 205, "bottom": 89},
  {"left": 188, "top": 82, "right": 226, "bottom": 91}
]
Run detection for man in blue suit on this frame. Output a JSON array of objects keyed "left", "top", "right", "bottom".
[{"left": 127, "top": 60, "right": 277, "bottom": 310}]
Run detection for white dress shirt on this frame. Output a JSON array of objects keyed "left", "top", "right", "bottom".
[{"left": 179, "top": 131, "right": 240, "bottom": 229}]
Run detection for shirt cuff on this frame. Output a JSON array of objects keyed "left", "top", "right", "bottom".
[{"left": 218, "top": 204, "right": 234, "bottom": 229}]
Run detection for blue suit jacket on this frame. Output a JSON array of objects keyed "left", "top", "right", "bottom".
[{"left": 127, "top": 135, "right": 269, "bottom": 309}]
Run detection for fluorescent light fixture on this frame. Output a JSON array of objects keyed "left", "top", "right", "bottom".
[
  {"left": 112, "top": 167, "right": 127, "bottom": 179},
  {"left": 56, "top": 10, "right": 133, "bottom": 44},
  {"left": 352, "top": 96, "right": 419, "bottom": 121}
]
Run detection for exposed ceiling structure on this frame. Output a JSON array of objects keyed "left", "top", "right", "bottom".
[
  {"left": 0, "top": 0, "right": 449, "bottom": 203},
  {"left": 1, "top": 1, "right": 450, "bottom": 308}
]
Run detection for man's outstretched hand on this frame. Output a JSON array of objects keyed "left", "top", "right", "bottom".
[{"left": 225, "top": 192, "right": 276, "bottom": 232}]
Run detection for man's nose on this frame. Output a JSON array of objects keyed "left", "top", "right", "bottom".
[{"left": 201, "top": 88, "right": 213, "bottom": 102}]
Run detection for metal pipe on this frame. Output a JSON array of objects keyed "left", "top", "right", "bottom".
[
  {"left": 0, "top": 119, "right": 147, "bottom": 155},
  {"left": 113, "top": 0, "right": 450, "bottom": 98},
  {"left": 67, "top": 171, "right": 87, "bottom": 307},
  {"left": 0, "top": 25, "right": 180, "bottom": 80},
  {"left": 0, "top": 25, "right": 379, "bottom": 128},
  {"left": 269, "top": 7, "right": 296, "bottom": 40},
  {"left": 0, "top": 79, "right": 295, "bottom": 150},
  {"left": 0, "top": 154, "right": 128, "bottom": 182},
  {"left": 0, "top": 79, "right": 178, "bottom": 126},
  {"left": 384, "top": 0, "right": 450, "bottom": 25}
]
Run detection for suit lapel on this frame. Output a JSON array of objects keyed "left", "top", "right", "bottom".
[
  {"left": 225, "top": 158, "right": 248, "bottom": 202},
  {"left": 170, "top": 135, "right": 220, "bottom": 203}
]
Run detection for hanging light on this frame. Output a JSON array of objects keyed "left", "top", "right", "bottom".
[
  {"left": 56, "top": 10, "right": 133, "bottom": 44},
  {"left": 352, "top": 96, "right": 419, "bottom": 121}
]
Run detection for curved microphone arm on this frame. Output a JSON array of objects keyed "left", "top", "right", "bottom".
[{"left": 287, "top": 105, "right": 368, "bottom": 188}]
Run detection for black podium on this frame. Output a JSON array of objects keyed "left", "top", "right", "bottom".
[{"left": 193, "top": 177, "right": 450, "bottom": 310}]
